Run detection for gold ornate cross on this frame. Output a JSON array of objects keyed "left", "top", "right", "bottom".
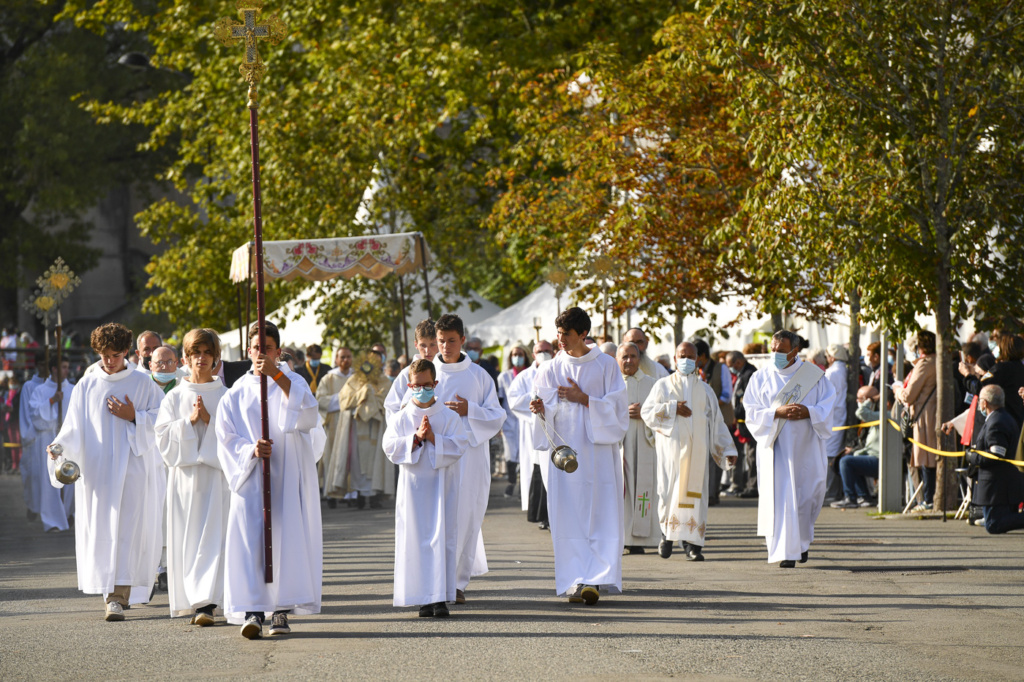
[{"left": 214, "top": 0, "right": 287, "bottom": 88}]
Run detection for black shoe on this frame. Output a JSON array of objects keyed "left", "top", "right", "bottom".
[
  {"left": 157, "top": 571, "right": 168, "bottom": 592},
  {"left": 738, "top": 490, "right": 759, "bottom": 499},
  {"left": 418, "top": 604, "right": 433, "bottom": 617},
  {"left": 686, "top": 545, "right": 705, "bottom": 561},
  {"left": 779, "top": 560, "right": 796, "bottom": 568},
  {"left": 433, "top": 602, "right": 450, "bottom": 618},
  {"left": 625, "top": 546, "right": 645, "bottom": 555},
  {"left": 26, "top": 510, "right": 39, "bottom": 522},
  {"left": 326, "top": 498, "right": 337, "bottom": 509},
  {"left": 357, "top": 495, "right": 367, "bottom": 510},
  {"left": 658, "top": 539, "right": 673, "bottom": 558},
  {"left": 504, "top": 484, "right": 515, "bottom": 498},
  {"left": 830, "top": 497, "right": 859, "bottom": 509},
  {"left": 368, "top": 495, "right": 383, "bottom": 509},
  {"left": 538, "top": 521, "right": 549, "bottom": 530},
  {"left": 799, "top": 550, "right": 809, "bottom": 564}
]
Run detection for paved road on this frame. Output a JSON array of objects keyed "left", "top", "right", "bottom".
[{"left": 1, "top": 475, "right": 1021, "bottom": 681}]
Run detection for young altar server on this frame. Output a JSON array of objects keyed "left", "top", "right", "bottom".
[
  {"left": 433, "top": 314, "right": 505, "bottom": 605},
  {"left": 384, "top": 318, "right": 438, "bottom": 425},
  {"left": 29, "top": 356, "right": 72, "bottom": 533},
  {"left": 641, "top": 342, "right": 737, "bottom": 561},
  {"left": 155, "top": 328, "right": 230, "bottom": 625},
  {"left": 743, "top": 330, "right": 836, "bottom": 567},
  {"left": 216, "top": 322, "right": 326, "bottom": 639},
  {"left": 529, "top": 308, "right": 628, "bottom": 605},
  {"left": 46, "top": 323, "right": 166, "bottom": 621},
  {"left": 383, "top": 359, "right": 469, "bottom": 618}
]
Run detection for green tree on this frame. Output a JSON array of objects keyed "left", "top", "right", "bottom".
[
  {"left": 0, "top": 1, "right": 169, "bottom": 328},
  {"left": 64, "top": 0, "right": 682, "bottom": 351},
  {"left": 692, "top": 0, "right": 1024, "bottom": 506}
]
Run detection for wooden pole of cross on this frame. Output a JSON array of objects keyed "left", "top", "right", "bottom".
[{"left": 214, "top": 0, "right": 288, "bottom": 584}]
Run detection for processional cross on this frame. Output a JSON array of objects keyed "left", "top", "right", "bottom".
[{"left": 214, "top": 0, "right": 287, "bottom": 583}]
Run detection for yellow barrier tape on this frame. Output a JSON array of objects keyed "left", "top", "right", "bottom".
[{"left": 3, "top": 442, "right": 19, "bottom": 448}]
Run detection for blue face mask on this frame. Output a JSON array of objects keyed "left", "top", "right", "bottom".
[
  {"left": 773, "top": 352, "right": 792, "bottom": 370},
  {"left": 727, "top": 365, "right": 738, "bottom": 376},
  {"left": 467, "top": 350, "right": 480, "bottom": 362},
  {"left": 676, "top": 358, "right": 696, "bottom": 375},
  {"left": 410, "top": 386, "right": 435, "bottom": 403},
  {"left": 153, "top": 371, "right": 176, "bottom": 383},
  {"left": 512, "top": 355, "right": 526, "bottom": 368},
  {"left": 309, "top": 359, "right": 320, "bottom": 368}
]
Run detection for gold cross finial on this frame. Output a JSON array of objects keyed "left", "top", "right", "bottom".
[{"left": 214, "top": 0, "right": 287, "bottom": 87}]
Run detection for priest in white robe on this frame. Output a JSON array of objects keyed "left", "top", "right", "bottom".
[
  {"left": 508, "top": 340, "right": 554, "bottom": 516},
  {"left": 617, "top": 343, "right": 659, "bottom": 553},
  {"left": 315, "top": 346, "right": 352, "bottom": 500},
  {"left": 743, "top": 330, "right": 836, "bottom": 567},
  {"left": 384, "top": 359, "right": 469, "bottom": 617},
  {"left": 497, "top": 345, "right": 530, "bottom": 498},
  {"left": 155, "top": 328, "right": 230, "bottom": 624},
  {"left": 433, "top": 314, "right": 505, "bottom": 603},
  {"left": 19, "top": 365, "right": 46, "bottom": 523},
  {"left": 623, "top": 327, "right": 670, "bottom": 380},
  {"left": 29, "top": 358, "right": 72, "bottom": 532},
  {"left": 216, "top": 322, "right": 326, "bottom": 639},
  {"left": 641, "top": 343, "right": 736, "bottom": 561},
  {"left": 530, "top": 308, "right": 628, "bottom": 605},
  {"left": 47, "top": 323, "right": 165, "bottom": 621}
]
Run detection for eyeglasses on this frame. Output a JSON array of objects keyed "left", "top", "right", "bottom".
[{"left": 151, "top": 360, "right": 176, "bottom": 369}]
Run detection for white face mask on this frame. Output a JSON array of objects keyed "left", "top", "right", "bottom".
[{"left": 536, "top": 352, "right": 553, "bottom": 364}]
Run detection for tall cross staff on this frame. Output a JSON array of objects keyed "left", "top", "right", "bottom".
[{"left": 214, "top": 0, "right": 287, "bottom": 583}]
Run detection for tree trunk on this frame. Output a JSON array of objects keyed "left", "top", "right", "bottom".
[
  {"left": 848, "top": 289, "right": 862, "bottom": 404},
  {"left": 673, "top": 303, "right": 684, "bottom": 346},
  {"left": 933, "top": 268, "right": 957, "bottom": 513},
  {"left": 771, "top": 310, "right": 784, "bottom": 334}
]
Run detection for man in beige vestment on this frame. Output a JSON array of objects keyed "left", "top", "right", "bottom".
[
  {"left": 617, "top": 343, "right": 659, "bottom": 554},
  {"left": 641, "top": 342, "right": 736, "bottom": 561}
]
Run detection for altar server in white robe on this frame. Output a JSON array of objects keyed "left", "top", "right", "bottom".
[
  {"left": 315, "top": 346, "right": 352, "bottom": 500},
  {"left": 384, "top": 359, "right": 469, "bottom": 618},
  {"left": 617, "top": 343, "right": 659, "bottom": 553},
  {"left": 216, "top": 322, "right": 326, "bottom": 639},
  {"left": 743, "top": 330, "right": 836, "bottom": 567},
  {"left": 641, "top": 342, "right": 736, "bottom": 561},
  {"left": 508, "top": 340, "right": 554, "bottom": 515},
  {"left": 155, "top": 328, "right": 230, "bottom": 624},
  {"left": 433, "top": 314, "right": 505, "bottom": 604},
  {"left": 20, "top": 363, "right": 46, "bottom": 523},
  {"left": 384, "top": 319, "right": 437, "bottom": 426},
  {"left": 530, "top": 308, "right": 628, "bottom": 605},
  {"left": 46, "top": 323, "right": 165, "bottom": 621},
  {"left": 29, "top": 357, "right": 72, "bottom": 532}
]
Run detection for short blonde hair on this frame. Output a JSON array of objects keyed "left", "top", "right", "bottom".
[{"left": 183, "top": 328, "right": 221, "bottom": 363}]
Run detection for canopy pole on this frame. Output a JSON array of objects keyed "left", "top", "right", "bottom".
[
  {"left": 246, "top": 241, "right": 253, "bottom": 351},
  {"left": 417, "top": 233, "right": 432, "bottom": 316},
  {"left": 236, "top": 282, "right": 245, "bottom": 356},
  {"left": 398, "top": 274, "right": 409, "bottom": 359}
]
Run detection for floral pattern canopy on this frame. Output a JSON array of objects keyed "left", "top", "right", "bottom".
[{"left": 229, "top": 232, "right": 428, "bottom": 283}]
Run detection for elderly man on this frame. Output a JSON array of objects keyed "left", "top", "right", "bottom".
[
  {"left": 743, "top": 330, "right": 836, "bottom": 568},
  {"left": 724, "top": 350, "right": 758, "bottom": 498},
  {"left": 642, "top": 342, "right": 736, "bottom": 561},
  {"left": 136, "top": 331, "right": 163, "bottom": 373},
  {"left": 617, "top": 343, "right": 658, "bottom": 554},
  {"left": 150, "top": 346, "right": 183, "bottom": 395},
  {"left": 623, "top": 328, "right": 670, "bottom": 380},
  {"left": 966, "top": 385, "right": 1024, "bottom": 534},
  {"left": 693, "top": 340, "right": 733, "bottom": 505},
  {"left": 296, "top": 344, "right": 332, "bottom": 393},
  {"left": 508, "top": 340, "right": 554, "bottom": 527}
]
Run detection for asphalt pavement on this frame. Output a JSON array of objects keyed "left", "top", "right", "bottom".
[{"left": 1, "top": 475, "right": 1022, "bottom": 681}]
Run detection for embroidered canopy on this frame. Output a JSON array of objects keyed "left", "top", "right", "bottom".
[{"left": 229, "top": 232, "right": 428, "bottom": 283}]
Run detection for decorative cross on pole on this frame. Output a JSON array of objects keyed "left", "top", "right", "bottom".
[{"left": 214, "top": 0, "right": 288, "bottom": 584}]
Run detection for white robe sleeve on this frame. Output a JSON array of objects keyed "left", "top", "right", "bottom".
[
  {"left": 29, "top": 385, "right": 57, "bottom": 433},
  {"left": 215, "top": 396, "right": 260, "bottom": 494},
  {"left": 383, "top": 412, "right": 420, "bottom": 466},
  {"left": 429, "top": 412, "right": 469, "bottom": 470},
  {"left": 742, "top": 372, "right": 778, "bottom": 447},
  {"left": 463, "top": 372, "right": 506, "bottom": 448},
  {"left": 507, "top": 371, "right": 534, "bottom": 421},
  {"left": 641, "top": 380, "right": 679, "bottom": 438},
  {"left": 530, "top": 365, "right": 558, "bottom": 450},
  {"left": 279, "top": 375, "right": 321, "bottom": 435},
  {"left": 584, "top": 366, "right": 629, "bottom": 446},
  {"left": 155, "top": 393, "right": 202, "bottom": 468},
  {"left": 316, "top": 376, "right": 341, "bottom": 414},
  {"left": 20, "top": 383, "right": 38, "bottom": 441}
]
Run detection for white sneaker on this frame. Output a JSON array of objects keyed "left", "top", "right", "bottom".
[
  {"left": 268, "top": 612, "right": 291, "bottom": 636},
  {"left": 240, "top": 615, "right": 263, "bottom": 639},
  {"left": 105, "top": 602, "right": 125, "bottom": 622}
]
